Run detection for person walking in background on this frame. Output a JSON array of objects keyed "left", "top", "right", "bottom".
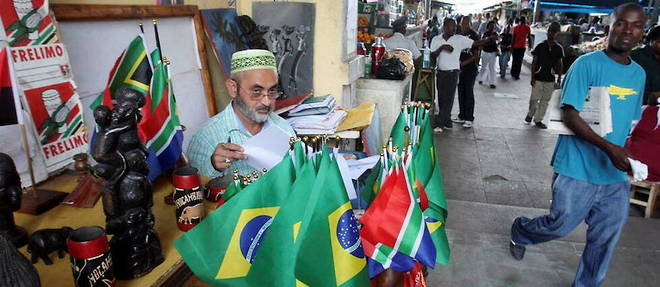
[
  {"left": 499, "top": 18, "right": 514, "bottom": 79},
  {"left": 429, "top": 17, "right": 496, "bottom": 132},
  {"left": 478, "top": 21, "right": 499, "bottom": 89},
  {"left": 511, "top": 17, "right": 531, "bottom": 80},
  {"left": 478, "top": 13, "right": 492, "bottom": 36},
  {"left": 509, "top": 4, "right": 647, "bottom": 286},
  {"left": 426, "top": 16, "right": 440, "bottom": 47},
  {"left": 453, "top": 15, "right": 481, "bottom": 128},
  {"left": 525, "top": 22, "right": 564, "bottom": 129}
]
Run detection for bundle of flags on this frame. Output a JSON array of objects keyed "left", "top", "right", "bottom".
[
  {"left": 89, "top": 35, "right": 184, "bottom": 181},
  {"left": 359, "top": 102, "right": 450, "bottom": 278},
  {"left": 175, "top": 140, "right": 371, "bottom": 286},
  {"left": 174, "top": 102, "right": 448, "bottom": 286}
]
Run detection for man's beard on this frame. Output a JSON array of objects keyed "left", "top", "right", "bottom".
[{"left": 235, "top": 96, "right": 271, "bottom": 123}]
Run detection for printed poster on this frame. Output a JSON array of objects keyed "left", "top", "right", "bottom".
[
  {"left": 253, "top": 2, "right": 315, "bottom": 98},
  {"left": 201, "top": 9, "right": 248, "bottom": 76},
  {"left": 10, "top": 43, "right": 87, "bottom": 171},
  {"left": 0, "top": 0, "right": 58, "bottom": 47}
]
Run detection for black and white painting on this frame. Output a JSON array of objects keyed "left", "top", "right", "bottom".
[{"left": 253, "top": 2, "right": 314, "bottom": 98}]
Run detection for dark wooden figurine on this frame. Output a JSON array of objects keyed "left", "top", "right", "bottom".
[
  {"left": 90, "top": 86, "right": 164, "bottom": 279},
  {"left": 27, "top": 227, "right": 73, "bottom": 265},
  {"left": 0, "top": 153, "right": 29, "bottom": 248},
  {"left": 0, "top": 235, "right": 40, "bottom": 287}
]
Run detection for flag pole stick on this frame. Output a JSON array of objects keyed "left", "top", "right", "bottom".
[
  {"left": 153, "top": 18, "right": 164, "bottom": 63},
  {"left": 139, "top": 22, "right": 145, "bottom": 34}
]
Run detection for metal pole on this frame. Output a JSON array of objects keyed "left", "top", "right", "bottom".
[
  {"left": 533, "top": 0, "right": 540, "bottom": 24},
  {"left": 653, "top": 0, "right": 659, "bottom": 26}
]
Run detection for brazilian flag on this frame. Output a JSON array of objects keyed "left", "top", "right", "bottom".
[
  {"left": 294, "top": 153, "right": 370, "bottom": 287},
  {"left": 246, "top": 159, "right": 317, "bottom": 287},
  {"left": 174, "top": 155, "right": 296, "bottom": 286}
]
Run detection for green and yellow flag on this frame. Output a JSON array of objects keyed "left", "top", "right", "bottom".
[
  {"left": 294, "top": 153, "right": 370, "bottom": 287},
  {"left": 174, "top": 155, "right": 295, "bottom": 286}
]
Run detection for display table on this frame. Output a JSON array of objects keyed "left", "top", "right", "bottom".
[
  {"left": 14, "top": 172, "right": 216, "bottom": 287},
  {"left": 356, "top": 75, "right": 412, "bottom": 145}
]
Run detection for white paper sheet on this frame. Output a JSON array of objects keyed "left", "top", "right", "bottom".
[
  {"left": 346, "top": 155, "right": 380, "bottom": 180},
  {"left": 242, "top": 124, "right": 292, "bottom": 172},
  {"left": 334, "top": 149, "right": 358, "bottom": 200},
  {"left": 545, "top": 87, "right": 612, "bottom": 137}
]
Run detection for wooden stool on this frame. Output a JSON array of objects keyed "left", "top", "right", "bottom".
[
  {"left": 630, "top": 180, "right": 659, "bottom": 218},
  {"left": 412, "top": 67, "right": 435, "bottom": 103}
]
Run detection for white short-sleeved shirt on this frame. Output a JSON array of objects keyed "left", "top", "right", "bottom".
[
  {"left": 383, "top": 32, "right": 422, "bottom": 59},
  {"left": 429, "top": 34, "right": 474, "bottom": 71}
]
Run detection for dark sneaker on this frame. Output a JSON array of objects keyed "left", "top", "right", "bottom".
[
  {"left": 524, "top": 116, "right": 532, "bottom": 123},
  {"left": 509, "top": 240, "right": 526, "bottom": 260},
  {"left": 489, "top": 84, "right": 496, "bottom": 89},
  {"left": 535, "top": 122, "right": 548, "bottom": 129},
  {"left": 444, "top": 123, "right": 453, "bottom": 129}
]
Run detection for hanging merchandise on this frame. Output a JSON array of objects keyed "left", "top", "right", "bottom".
[
  {"left": 9, "top": 44, "right": 87, "bottom": 172},
  {"left": 0, "top": 0, "right": 58, "bottom": 47}
]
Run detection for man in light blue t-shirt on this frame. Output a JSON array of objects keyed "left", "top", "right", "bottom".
[{"left": 509, "top": 4, "right": 647, "bottom": 286}]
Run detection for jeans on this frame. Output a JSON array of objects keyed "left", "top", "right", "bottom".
[
  {"left": 435, "top": 70, "right": 459, "bottom": 128},
  {"left": 511, "top": 174, "right": 630, "bottom": 287},
  {"left": 478, "top": 52, "right": 497, "bottom": 85},
  {"left": 457, "top": 69, "right": 477, "bottom": 121},
  {"left": 526, "top": 81, "right": 556, "bottom": 123},
  {"left": 499, "top": 50, "right": 511, "bottom": 77},
  {"left": 511, "top": 48, "right": 526, "bottom": 79}
]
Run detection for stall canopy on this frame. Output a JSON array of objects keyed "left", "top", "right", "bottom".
[{"left": 529, "top": 0, "right": 650, "bottom": 14}]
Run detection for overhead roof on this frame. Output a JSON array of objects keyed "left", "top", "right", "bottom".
[{"left": 529, "top": 0, "right": 650, "bottom": 13}]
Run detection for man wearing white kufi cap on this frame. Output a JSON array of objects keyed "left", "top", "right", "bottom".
[{"left": 187, "top": 49, "right": 295, "bottom": 177}]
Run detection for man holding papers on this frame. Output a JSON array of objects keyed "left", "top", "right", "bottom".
[
  {"left": 509, "top": 4, "right": 647, "bottom": 286},
  {"left": 187, "top": 50, "right": 295, "bottom": 177}
]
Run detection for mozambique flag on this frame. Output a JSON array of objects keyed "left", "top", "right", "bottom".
[
  {"left": 138, "top": 49, "right": 184, "bottom": 180},
  {"left": 90, "top": 35, "right": 152, "bottom": 111},
  {"left": 294, "top": 153, "right": 370, "bottom": 287},
  {"left": 246, "top": 159, "right": 317, "bottom": 287},
  {"left": 174, "top": 155, "right": 296, "bottom": 286},
  {"left": 0, "top": 47, "right": 21, "bottom": 126}
]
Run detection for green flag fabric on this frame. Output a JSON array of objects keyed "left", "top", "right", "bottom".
[
  {"left": 174, "top": 155, "right": 295, "bottom": 286},
  {"left": 246, "top": 160, "right": 317, "bottom": 287},
  {"left": 90, "top": 35, "right": 152, "bottom": 110},
  {"left": 294, "top": 154, "right": 370, "bottom": 287}
]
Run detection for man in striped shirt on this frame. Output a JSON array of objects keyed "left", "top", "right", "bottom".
[{"left": 187, "top": 49, "right": 295, "bottom": 177}]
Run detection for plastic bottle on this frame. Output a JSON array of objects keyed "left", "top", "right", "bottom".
[{"left": 364, "top": 55, "right": 372, "bottom": 77}]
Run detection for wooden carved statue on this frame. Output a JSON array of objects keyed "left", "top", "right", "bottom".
[
  {"left": 0, "top": 235, "right": 40, "bottom": 287},
  {"left": 27, "top": 226, "right": 73, "bottom": 265},
  {"left": 0, "top": 153, "right": 28, "bottom": 248},
  {"left": 90, "top": 86, "right": 164, "bottom": 279}
]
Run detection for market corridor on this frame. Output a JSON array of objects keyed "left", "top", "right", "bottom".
[{"left": 427, "top": 64, "right": 660, "bottom": 286}]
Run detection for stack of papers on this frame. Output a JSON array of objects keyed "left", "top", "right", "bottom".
[
  {"left": 287, "top": 107, "right": 347, "bottom": 135},
  {"left": 287, "top": 95, "right": 336, "bottom": 117}
]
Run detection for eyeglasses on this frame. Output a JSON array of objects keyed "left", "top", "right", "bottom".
[{"left": 236, "top": 82, "right": 282, "bottom": 100}]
